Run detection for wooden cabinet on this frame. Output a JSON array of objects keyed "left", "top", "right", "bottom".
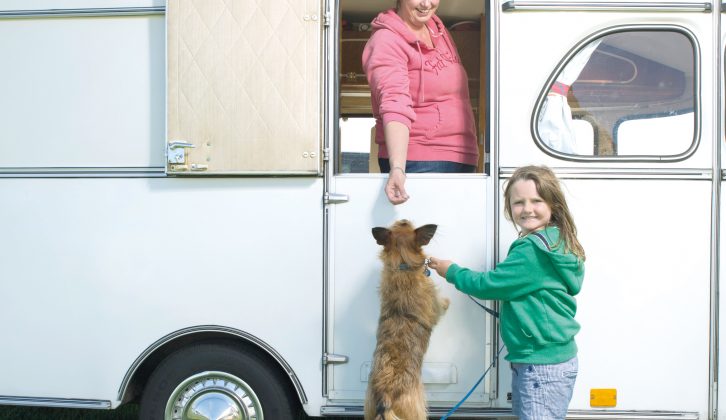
[
  {"left": 341, "top": 30, "right": 370, "bottom": 87},
  {"left": 451, "top": 30, "right": 481, "bottom": 113},
  {"left": 340, "top": 30, "right": 373, "bottom": 115}
]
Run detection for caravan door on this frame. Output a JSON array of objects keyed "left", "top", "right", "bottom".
[
  {"left": 324, "top": 4, "right": 497, "bottom": 413},
  {"left": 325, "top": 172, "right": 496, "bottom": 411}
]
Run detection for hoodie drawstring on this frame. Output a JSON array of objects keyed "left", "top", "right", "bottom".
[{"left": 416, "top": 41, "right": 425, "bottom": 102}]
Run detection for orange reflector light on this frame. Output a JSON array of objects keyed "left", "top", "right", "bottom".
[{"left": 590, "top": 388, "right": 617, "bottom": 407}]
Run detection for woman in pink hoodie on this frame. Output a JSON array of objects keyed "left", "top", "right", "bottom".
[{"left": 363, "top": 0, "right": 479, "bottom": 205}]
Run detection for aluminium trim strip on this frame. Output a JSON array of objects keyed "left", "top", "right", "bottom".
[
  {"left": 708, "top": 0, "right": 722, "bottom": 417},
  {"left": 169, "top": 170, "right": 321, "bottom": 176},
  {"left": 0, "top": 396, "right": 111, "bottom": 409},
  {"left": 491, "top": 0, "right": 504, "bottom": 402},
  {"left": 500, "top": 167, "right": 712, "bottom": 179},
  {"left": 502, "top": 1, "right": 711, "bottom": 12},
  {"left": 320, "top": 406, "right": 698, "bottom": 419},
  {"left": 0, "top": 7, "right": 165, "bottom": 18},
  {"left": 117, "top": 325, "right": 307, "bottom": 405},
  {"left": 0, "top": 167, "right": 166, "bottom": 178},
  {"left": 320, "top": 406, "right": 515, "bottom": 416},
  {"left": 322, "top": 0, "right": 339, "bottom": 400},
  {"left": 0, "top": 168, "right": 321, "bottom": 177},
  {"left": 566, "top": 412, "right": 699, "bottom": 420},
  {"left": 0, "top": 173, "right": 167, "bottom": 178}
]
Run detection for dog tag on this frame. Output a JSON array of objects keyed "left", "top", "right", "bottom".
[{"left": 424, "top": 258, "right": 431, "bottom": 276}]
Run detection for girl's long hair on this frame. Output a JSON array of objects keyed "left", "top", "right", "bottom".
[{"left": 503, "top": 165, "right": 586, "bottom": 260}]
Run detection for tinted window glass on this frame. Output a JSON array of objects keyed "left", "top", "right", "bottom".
[{"left": 536, "top": 30, "right": 695, "bottom": 157}]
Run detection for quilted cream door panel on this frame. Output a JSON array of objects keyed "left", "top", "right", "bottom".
[{"left": 167, "top": 0, "right": 322, "bottom": 174}]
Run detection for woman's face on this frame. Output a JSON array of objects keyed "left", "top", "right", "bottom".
[{"left": 397, "top": 0, "right": 439, "bottom": 28}]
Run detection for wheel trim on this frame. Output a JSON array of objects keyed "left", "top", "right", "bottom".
[{"left": 165, "top": 371, "right": 263, "bottom": 420}]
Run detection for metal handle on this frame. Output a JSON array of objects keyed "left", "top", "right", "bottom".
[
  {"left": 167, "top": 141, "right": 196, "bottom": 164},
  {"left": 324, "top": 193, "right": 349, "bottom": 204},
  {"left": 168, "top": 141, "right": 196, "bottom": 149}
]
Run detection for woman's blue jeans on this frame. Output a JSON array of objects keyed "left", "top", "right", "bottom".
[
  {"left": 510, "top": 357, "right": 578, "bottom": 420},
  {"left": 378, "top": 159, "right": 476, "bottom": 174}
]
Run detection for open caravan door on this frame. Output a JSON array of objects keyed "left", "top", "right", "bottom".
[
  {"left": 322, "top": 4, "right": 500, "bottom": 416},
  {"left": 166, "top": 0, "right": 322, "bottom": 174}
]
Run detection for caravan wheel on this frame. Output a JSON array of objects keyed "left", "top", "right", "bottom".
[{"left": 139, "top": 342, "right": 298, "bottom": 420}]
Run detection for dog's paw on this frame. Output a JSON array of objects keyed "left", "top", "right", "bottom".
[{"left": 441, "top": 297, "right": 450, "bottom": 311}]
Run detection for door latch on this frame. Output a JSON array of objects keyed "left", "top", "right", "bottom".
[
  {"left": 324, "top": 193, "right": 349, "bottom": 204},
  {"left": 167, "top": 141, "right": 195, "bottom": 164},
  {"left": 322, "top": 353, "right": 349, "bottom": 365}
]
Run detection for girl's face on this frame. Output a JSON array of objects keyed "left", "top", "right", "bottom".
[
  {"left": 397, "top": 0, "right": 439, "bottom": 29},
  {"left": 509, "top": 180, "right": 552, "bottom": 234}
]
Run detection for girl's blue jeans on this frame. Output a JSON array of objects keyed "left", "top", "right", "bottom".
[
  {"left": 510, "top": 357, "right": 578, "bottom": 420},
  {"left": 378, "top": 159, "right": 476, "bottom": 173}
]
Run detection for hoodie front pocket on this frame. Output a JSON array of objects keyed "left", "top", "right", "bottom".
[
  {"left": 439, "top": 98, "right": 476, "bottom": 139},
  {"left": 502, "top": 313, "right": 534, "bottom": 355},
  {"left": 410, "top": 104, "right": 441, "bottom": 140}
]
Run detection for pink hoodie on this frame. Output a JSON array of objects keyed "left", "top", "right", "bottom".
[{"left": 362, "top": 9, "right": 479, "bottom": 165}]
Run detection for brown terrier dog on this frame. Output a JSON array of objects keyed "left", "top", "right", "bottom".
[{"left": 365, "top": 220, "right": 450, "bottom": 420}]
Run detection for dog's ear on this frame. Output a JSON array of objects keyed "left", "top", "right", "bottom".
[
  {"left": 415, "top": 224, "right": 437, "bottom": 246},
  {"left": 372, "top": 227, "right": 391, "bottom": 246}
]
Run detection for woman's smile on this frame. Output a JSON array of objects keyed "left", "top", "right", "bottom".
[{"left": 397, "top": 0, "right": 440, "bottom": 29}]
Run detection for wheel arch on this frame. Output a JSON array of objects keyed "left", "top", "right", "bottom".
[{"left": 117, "top": 325, "right": 308, "bottom": 406}]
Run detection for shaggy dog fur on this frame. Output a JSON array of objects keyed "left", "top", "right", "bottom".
[{"left": 364, "top": 220, "right": 450, "bottom": 420}]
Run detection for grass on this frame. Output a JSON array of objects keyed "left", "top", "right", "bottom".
[{"left": 0, "top": 405, "right": 139, "bottom": 420}]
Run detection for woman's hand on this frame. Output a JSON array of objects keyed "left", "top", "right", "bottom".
[
  {"left": 428, "top": 256, "right": 452, "bottom": 279},
  {"left": 382, "top": 121, "right": 410, "bottom": 205},
  {"left": 385, "top": 166, "right": 409, "bottom": 204}
]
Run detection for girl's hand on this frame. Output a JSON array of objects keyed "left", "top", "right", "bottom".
[{"left": 428, "top": 256, "right": 452, "bottom": 279}]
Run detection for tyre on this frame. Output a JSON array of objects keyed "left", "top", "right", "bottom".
[{"left": 139, "top": 342, "right": 298, "bottom": 420}]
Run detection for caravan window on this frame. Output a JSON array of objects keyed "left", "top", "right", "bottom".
[
  {"left": 535, "top": 29, "right": 696, "bottom": 158},
  {"left": 338, "top": 9, "right": 485, "bottom": 174}
]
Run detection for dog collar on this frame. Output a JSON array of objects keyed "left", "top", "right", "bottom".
[{"left": 397, "top": 258, "right": 431, "bottom": 277}]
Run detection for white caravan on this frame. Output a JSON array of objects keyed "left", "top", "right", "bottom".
[{"left": 0, "top": 0, "right": 722, "bottom": 419}]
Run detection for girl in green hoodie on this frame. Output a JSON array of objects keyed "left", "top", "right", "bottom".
[{"left": 430, "top": 165, "right": 585, "bottom": 420}]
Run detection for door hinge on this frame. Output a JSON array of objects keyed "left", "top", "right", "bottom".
[
  {"left": 322, "top": 353, "right": 348, "bottom": 365},
  {"left": 323, "top": 11, "right": 331, "bottom": 27},
  {"left": 323, "top": 148, "right": 330, "bottom": 161},
  {"left": 324, "top": 192, "right": 349, "bottom": 204}
]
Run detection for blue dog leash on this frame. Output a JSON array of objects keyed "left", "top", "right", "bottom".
[
  {"left": 466, "top": 295, "right": 499, "bottom": 318},
  {"left": 440, "top": 344, "right": 505, "bottom": 420},
  {"left": 441, "top": 232, "right": 553, "bottom": 418},
  {"left": 440, "top": 296, "right": 502, "bottom": 420}
]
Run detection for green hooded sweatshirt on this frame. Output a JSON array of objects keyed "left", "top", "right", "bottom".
[{"left": 446, "top": 226, "right": 584, "bottom": 364}]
